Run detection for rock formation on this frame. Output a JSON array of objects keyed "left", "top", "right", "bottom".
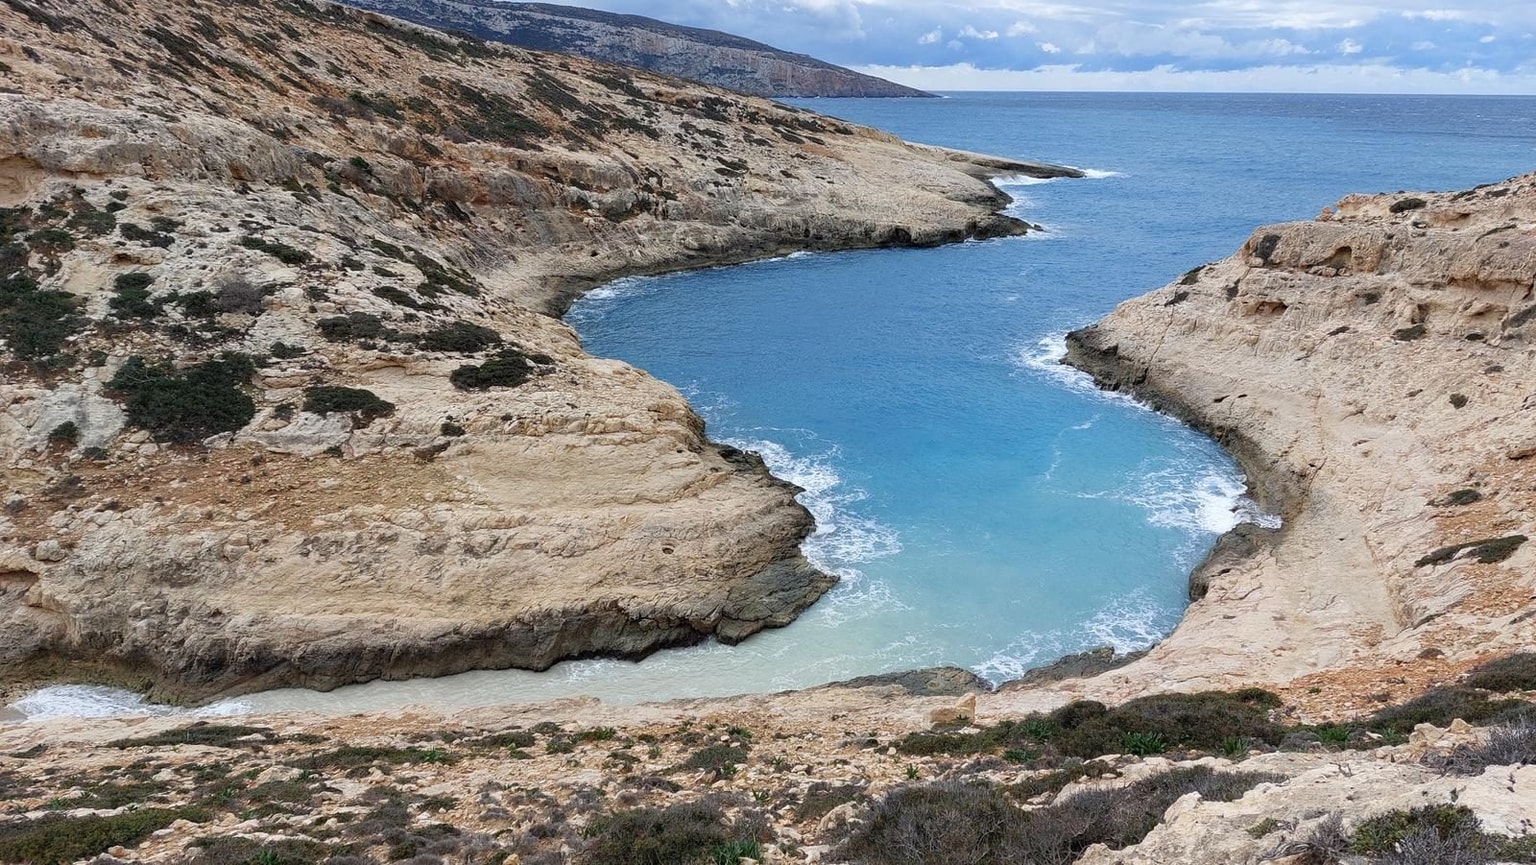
[
  {"left": 0, "top": 0, "right": 1076, "bottom": 702},
  {"left": 1026, "top": 175, "right": 1536, "bottom": 716},
  {"left": 339, "top": 0, "right": 934, "bottom": 99}
]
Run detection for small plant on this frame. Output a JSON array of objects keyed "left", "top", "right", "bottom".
[
  {"left": 684, "top": 744, "right": 748, "bottom": 773},
  {"left": 46, "top": 421, "right": 79, "bottom": 446},
  {"left": 905, "top": 764, "right": 919, "bottom": 780},
  {"left": 1390, "top": 196, "right": 1428, "bottom": 214},
  {"left": 1121, "top": 731, "right": 1168, "bottom": 756},
  {"left": 1349, "top": 804, "right": 1480, "bottom": 856},
  {"left": 440, "top": 420, "right": 466, "bottom": 437},
  {"left": 107, "top": 353, "right": 258, "bottom": 444}
]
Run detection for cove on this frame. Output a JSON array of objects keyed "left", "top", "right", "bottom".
[{"left": 13, "top": 92, "right": 1536, "bottom": 720}]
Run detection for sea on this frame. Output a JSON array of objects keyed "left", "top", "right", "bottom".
[{"left": 12, "top": 92, "right": 1536, "bottom": 720}]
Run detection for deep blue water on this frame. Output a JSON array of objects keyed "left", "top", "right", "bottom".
[{"left": 16, "top": 93, "right": 1536, "bottom": 718}]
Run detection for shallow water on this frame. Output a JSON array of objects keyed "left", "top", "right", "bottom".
[{"left": 13, "top": 93, "right": 1536, "bottom": 719}]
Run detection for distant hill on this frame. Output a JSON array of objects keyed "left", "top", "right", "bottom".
[{"left": 341, "top": 0, "right": 934, "bottom": 98}]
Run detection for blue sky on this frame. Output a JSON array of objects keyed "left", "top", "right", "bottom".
[{"left": 555, "top": 1, "right": 1536, "bottom": 93}]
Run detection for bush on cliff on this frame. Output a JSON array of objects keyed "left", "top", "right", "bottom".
[
  {"left": 107, "top": 353, "right": 258, "bottom": 444},
  {"left": 302, "top": 385, "right": 395, "bottom": 427},
  {"left": 449, "top": 347, "right": 552, "bottom": 390}
]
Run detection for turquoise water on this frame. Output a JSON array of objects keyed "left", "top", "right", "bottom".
[{"left": 14, "top": 93, "right": 1536, "bottom": 718}]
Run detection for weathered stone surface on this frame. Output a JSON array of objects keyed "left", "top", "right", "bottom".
[{"left": 989, "top": 173, "right": 1536, "bottom": 719}]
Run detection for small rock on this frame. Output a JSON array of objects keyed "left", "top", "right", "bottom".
[{"left": 31, "top": 540, "right": 67, "bottom": 562}]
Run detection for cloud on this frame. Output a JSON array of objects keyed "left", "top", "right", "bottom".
[{"left": 553, "top": 1, "right": 1536, "bottom": 94}]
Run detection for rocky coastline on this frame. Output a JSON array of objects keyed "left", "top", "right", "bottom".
[{"left": 0, "top": 0, "right": 1080, "bottom": 704}]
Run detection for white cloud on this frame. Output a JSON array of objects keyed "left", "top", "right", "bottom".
[
  {"left": 1480, "top": 34, "right": 1497, "bottom": 43},
  {"left": 959, "top": 24, "right": 1000, "bottom": 39},
  {"left": 918, "top": 27, "right": 942, "bottom": 44},
  {"left": 1006, "top": 21, "right": 1037, "bottom": 37},
  {"left": 1337, "top": 38, "right": 1364, "bottom": 54},
  {"left": 1412, "top": 40, "right": 1437, "bottom": 50},
  {"left": 1038, "top": 41, "right": 1062, "bottom": 53},
  {"left": 853, "top": 61, "right": 1536, "bottom": 95}
]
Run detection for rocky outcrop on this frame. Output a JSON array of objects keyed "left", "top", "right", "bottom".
[
  {"left": 995, "top": 174, "right": 1536, "bottom": 717},
  {"left": 0, "top": 0, "right": 1075, "bottom": 701},
  {"left": 340, "top": 0, "right": 934, "bottom": 98}
]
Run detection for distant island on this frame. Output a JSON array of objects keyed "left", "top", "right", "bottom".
[{"left": 340, "top": 0, "right": 934, "bottom": 98}]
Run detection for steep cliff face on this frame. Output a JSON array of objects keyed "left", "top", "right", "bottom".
[
  {"left": 0, "top": 0, "right": 1073, "bottom": 701},
  {"left": 339, "top": 0, "right": 934, "bottom": 98},
  {"left": 1023, "top": 175, "right": 1536, "bottom": 716}
]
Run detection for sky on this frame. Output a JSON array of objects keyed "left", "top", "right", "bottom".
[{"left": 549, "top": 1, "right": 1536, "bottom": 93}]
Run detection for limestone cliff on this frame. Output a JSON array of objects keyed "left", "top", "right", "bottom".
[
  {"left": 339, "top": 0, "right": 934, "bottom": 99},
  {"left": 1022, "top": 175, "right": 1536, "bottom": 716},
  {"left": 0, "top": 0, "right": 1075, "bottom": 702}
]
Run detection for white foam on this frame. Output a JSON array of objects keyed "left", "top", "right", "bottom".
[
  {"left": 721, "top": 436, "right": 902, "bottom": 581},
  {"left": 1080, "top": 168, "right": 1124, "bottom": 179},
  {"left": 6, "top": 684, "right": 251, "bottom": 722},
  {"left": 1018, "top": 332, "right": 1281, "bottom": 536},
  {"left": 1082, "top": 593, "right": 1173, "bottom": 654},
  {"left": 993, "top": 173, "right": 1055, "bottom": 187}
]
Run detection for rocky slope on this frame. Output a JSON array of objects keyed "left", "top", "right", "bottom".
[
  {"left": 0, "top": 0, "right": 1076, "bottom": 703},
  {"left": 339, "top": 0, "right": 934, "bottom": 99},
  {"left": 1017, "top": 174, "right": 1536, "bottom": 717},
  {"left": 0, "top": 681, "right": 1531, "bottom": 865}
]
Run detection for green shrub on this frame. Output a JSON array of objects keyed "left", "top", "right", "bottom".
[
  {"left": 1416, "top": 535, "right": 1527, "bottom": 567},
  {"left": 46, "top": 421, "right": 79, "bottom": 446},
  {"left": 239, "top": 235, "right": 312, "bottom": 265},
  {"left": 1, "top": 286, "right": 83, "bottom": 360},
  {"left": 417, "top": 321, "right": 502, "bottom": 353},
  {"left": 1465, "top": 654, "right": 1536, "bottom": 693},
  {"left": 440, "top": 420, "right": 466, "bottom": 437},
  {"left": 119, "top": 222, "right": 174, "bottom": 247},
  {"left": 110, "top": 271, "right": 160, "bottom": 318},
  {"left": 302, "top": 385, "right": 395, "bottom": 426},
  {"left": 110, "top": 722, "right": 272, "bottom": 749},
  {"left": 316, "top": 312, "right": 402, "bottom": 344},
  {"left": 269, "top": 341, "right": 306, "bottom": 359},
  {"left": 107, "top": 353, "right": 257, "bottom": 443},
  {"left": 1364, "top": 686, "right": 1527, "bottom": 734},
  {"left": 450, "top": 347, "right": 550, "bottom": 390},
  {"left": 0, "top": 808, "right": 207, "bottom": 865},
  {"left": 682, "top": 744, "right": 748, "bottom": 773},
  {"left": 1393, "top": 324, "right": 1428, "bottom": 341},
  {"left": 1046, "top": 690, "right": 1282, "bottom": 758},
  {"left": 1390, "top": 197, "right": 1428, "bottom": 214},
  {"left": 838, "top": 767, "right": 1279, "bottom": 865},
  {"left": 581, "top": 800, "right": 763, "bottom": 865},
  {"left": 1350, "top": 804, "right": 1479, "bottom": 855}
]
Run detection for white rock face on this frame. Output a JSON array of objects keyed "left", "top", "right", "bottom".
[{"left": 986, "top": 176, "right": 1536, "bottom": 719}]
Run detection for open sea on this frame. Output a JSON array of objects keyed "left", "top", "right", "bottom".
[{"left": 13, "top": 92, "right": 1536, "bottom": 719}]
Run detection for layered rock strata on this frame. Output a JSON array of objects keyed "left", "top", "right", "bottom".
[{"left": 0, "top": 0, "right": 1074, "bottom": 702}]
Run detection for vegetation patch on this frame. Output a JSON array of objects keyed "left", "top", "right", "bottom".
[
  {"left": 239, "top": 234, "right": 312, "bottom": 265},
  {"left": 580, "top": 800, "right": 764, "bottom": 865},
  {"left": 1363, "top": 685, "right": 1528, "bottom": 734},
  {"left": 316, "top": 311, "right": 403, "bottom": 344},
  {"left": 449, "top": 347, "right": 551, "bottom": 390},
  {"left": 107, "top": 353, "right": 258, "bottom": 443},
  {"left": 1415, "top": 535, "right": 1527, "bottom": 567},
  {"left": 0, "top": 808, "right": 207, "bottom": 865},
  {"left": 838, "top": 767, "right": 1279, "bottom": 865},
  {"left": 110, "top": 722, "right": 274, "bottom": 750},
  {"left": 109, "top": 271, "right": 160, "bottom": 319},
  {"left": 1389, "top": 196, "right": 1429, "bottom": 214},
  {"left": 1465, "top": 653, "right": 1536, "bottom": 693},
  {"left": 302, "top": 385, "right": 395, "bottom": 426},
  {"left": 417, "top": 320, "right": 502, "bottom": 353}
]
